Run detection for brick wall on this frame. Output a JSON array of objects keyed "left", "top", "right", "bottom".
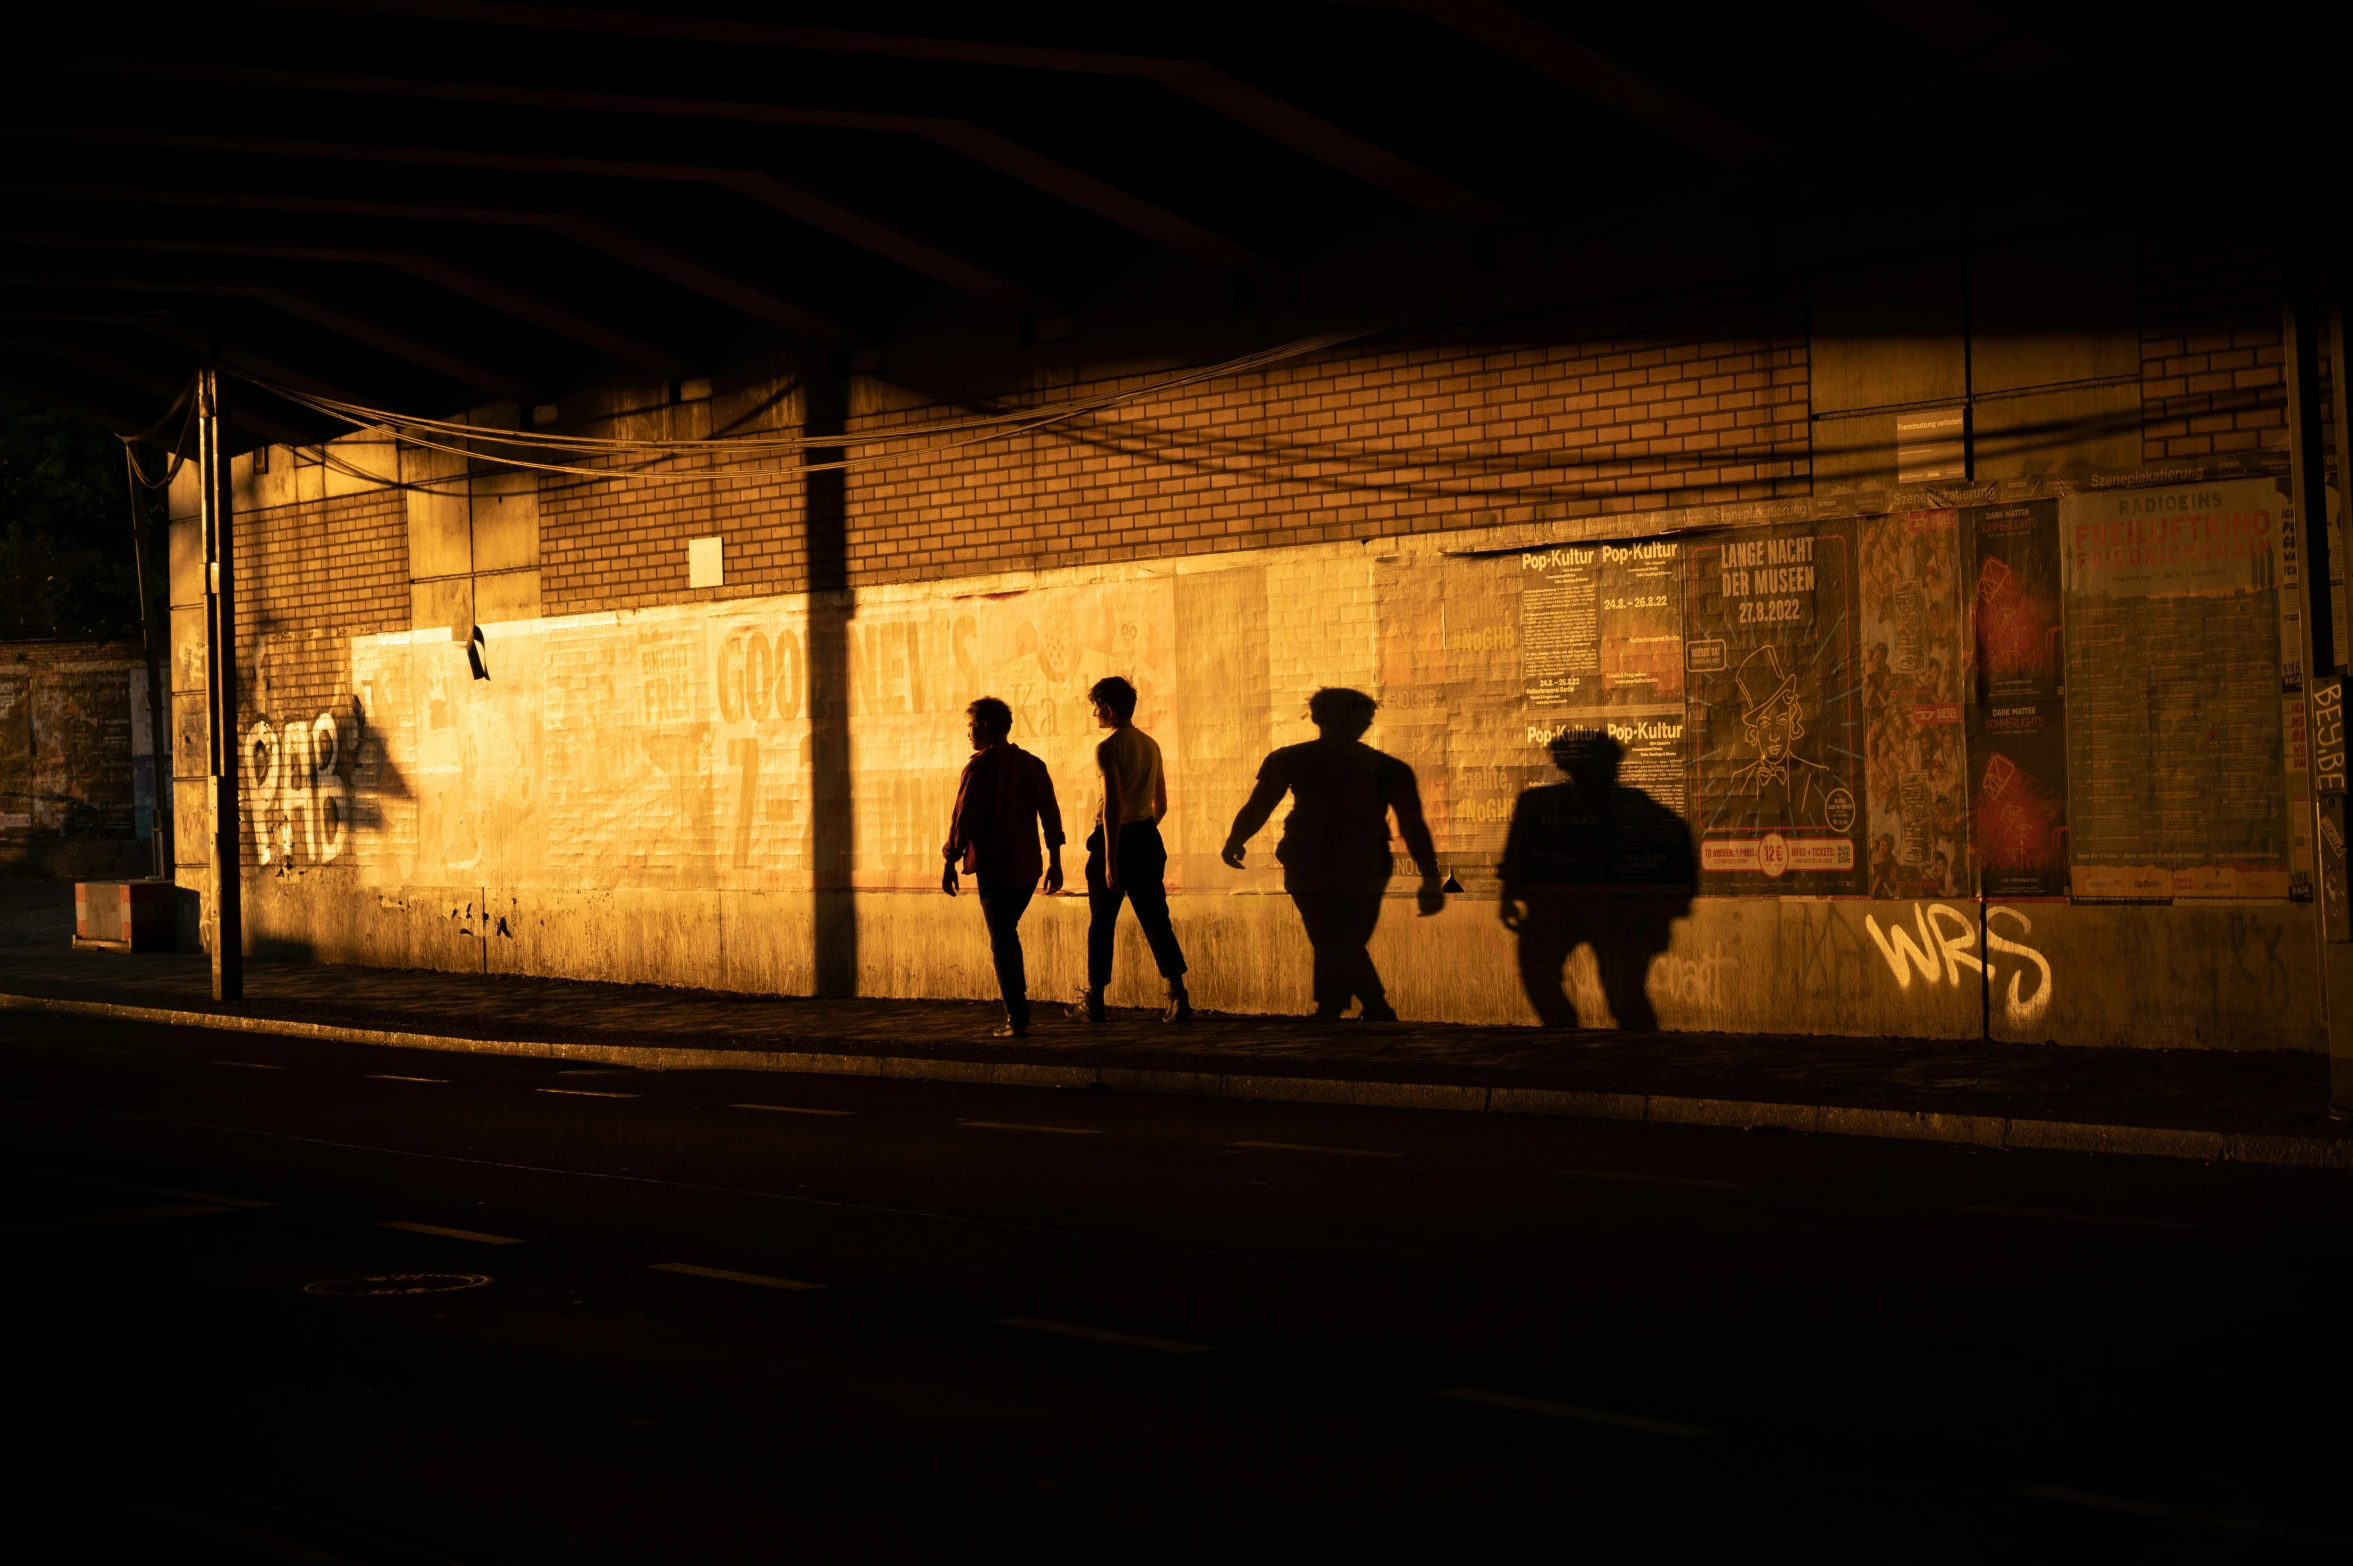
[
  {"left": 2139, "top": 232, "right": 2290, "bottom": 465},
  {"left": 844, "top": 321, "right": 1813, "bottom": 588}
]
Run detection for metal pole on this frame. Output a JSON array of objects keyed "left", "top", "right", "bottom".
[{"left": 199, "top": 365, "right": 242, "bottom": 1002}]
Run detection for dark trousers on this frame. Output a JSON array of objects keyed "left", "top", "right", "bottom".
[
  {"left": 1289, "top": 890, "right": 1388, "bottom": 1013},
  {"left": 1515, "top": 893, "right": 1670, "bottom": 1030},
  {"left": 977, "top": 880, "right": 1035, "bottom": 1025},
  {"left": 1085, "top": 821, "right": 1187, "bottom": 992}
]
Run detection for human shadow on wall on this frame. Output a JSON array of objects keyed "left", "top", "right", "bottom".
[
  {"left": 1221, "top": 687, "right": 1443, "bottom": 1021},
  {"left": 1499, "top": 732, "right": 1694, "bottom": 1031}
]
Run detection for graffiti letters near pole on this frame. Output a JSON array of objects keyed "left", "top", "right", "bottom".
[{"left": 1863, "top": 901, "right": 2053, "bottom": 1031}]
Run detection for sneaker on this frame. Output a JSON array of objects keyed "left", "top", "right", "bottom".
[
  {"left": 1359, "top": 1001, "right": 1399, "bottom": 1023},
  {"left": 992, "top": 1020, "right": 1027, "bottom": 1039},
  {"left": 1163, "top": 992, "right": 1193, "bottom": 1024},
  {"left": 1070, "top": 988, "right": 1107, "bottom": 1024}
]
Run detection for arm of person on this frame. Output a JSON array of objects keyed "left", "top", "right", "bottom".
[
  {"left": 1387, "top": 761, "right": 1445, "bottom": 915},
  {"left": 1221, "top": 760, "right": 1288, "bottom": 869},
  {"left": 1151, "top": 750, "right": 1169, "bottom": 826},
  {"left": 942, "top": 758, "right": 977, "bottom": 896},
  {"left": 1098, "top": 739, "right": 1123, "bottom": 888},
  {"left": 1037, "top": 759, "right": 1067, "bottom": 895}
]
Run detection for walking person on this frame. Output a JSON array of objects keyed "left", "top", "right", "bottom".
[
  {"left": 942, "top": 696, "right": 1065, "bottom": 1037},
  {"left": 1221, "top": 687, "right": 1443, "bottom": 1021},
  {"left": 1077, "top": 676, "right": 1192, "bottom": 1023}
]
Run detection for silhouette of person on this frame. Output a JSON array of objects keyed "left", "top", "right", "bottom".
[
  {"left": 942, "top": 696, "right": 1065, "bottom": 1037},
  {"left": 1222, "top": 687, "right": 1443, "bottom": 1021},
  {"left": 1499, "top": 731, "right": 1693, "bottom": 1030},
  {"left": 1078, "top": 675, "right": 1191, "bottom": 1024}
]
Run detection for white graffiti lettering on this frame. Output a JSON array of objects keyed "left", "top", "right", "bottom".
[{"left": 1864, "top": 902, "right": 2052, "bottom": 1027}]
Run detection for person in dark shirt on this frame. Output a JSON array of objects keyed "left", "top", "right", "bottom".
[
  {"left": 1498, "top": 730, "right": 1692, "bottom": 1030},
  {"left": 1221, "top": 687, "right": 1443, "bottom": 1021},
  {"left": 942, "top": 696, "right": 1065, "bottom": 1037}
]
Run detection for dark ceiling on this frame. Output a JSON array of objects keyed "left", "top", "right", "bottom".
[{"left": 4, "top": 0, "right": 2342, "bottom": 451}]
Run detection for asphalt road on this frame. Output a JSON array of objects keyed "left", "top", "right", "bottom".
[{"left": 1, "top": 1011, "right": 2346, "bottom": 1561}]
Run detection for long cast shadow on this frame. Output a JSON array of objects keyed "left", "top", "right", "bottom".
[{"left": 1499, "top": 731, "right": 1694, "bottom": 1030}]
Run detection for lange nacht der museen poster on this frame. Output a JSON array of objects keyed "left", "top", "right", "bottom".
[{"left": 1684, "top": 519, "right": 1865, "bottom": 893}]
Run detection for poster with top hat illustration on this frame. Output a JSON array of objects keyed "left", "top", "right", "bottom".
[{"left": 1683, "top": 518, "right": 1865, "bottom": 894}]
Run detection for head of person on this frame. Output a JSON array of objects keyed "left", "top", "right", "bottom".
[
  {"left": 1088, "top": 675, "right": 1138, "bottom": 729},
  {"left": 965, "top": 696, "right": 1012, "bottom": 750},
  {"left": 1307, "top": 686, "right": 1377, "bottom": 741},
  {"left": 1550, "top": 729, "right": 1622, "bottom": 795}
]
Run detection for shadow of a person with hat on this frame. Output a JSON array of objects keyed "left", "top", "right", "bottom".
[{"left": 1498, "top": 730, "right": 1693, "bottom": 1030}]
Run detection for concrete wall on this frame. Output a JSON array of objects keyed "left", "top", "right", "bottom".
[
  {"left": 0, "top": 638, "right": 153, "bottom": 878},
  {"left": 164, "top": 222, "right": 2344, "bottom": 1052}
]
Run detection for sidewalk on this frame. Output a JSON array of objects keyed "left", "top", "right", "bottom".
[{"left": 2, "top": 929, "right": 2346, "bottom": 1170}]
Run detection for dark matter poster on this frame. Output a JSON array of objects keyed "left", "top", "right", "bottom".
[
  {"left": 1964, "top": 500, "right": 2070, "bottom": 898},
  {"left": 1684, "top": 519, "right": 1865, "bottom": 895}
]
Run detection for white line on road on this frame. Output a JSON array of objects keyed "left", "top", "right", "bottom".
[
  {"left": 210, "top": 1060, "right": 284, "bottom": 1070},
  {"left": 960, "top": 1120, "right": 1102, "bottom": 1136},
  {"left": 1955, "top": 1205, "right": 2194, "bottom": 1231},
  {"left": 2017, "top": 1485, "right": 2338, "bottom": 1542},
  {"left": 1435, "top": 1387, "right": 1716, "bottom": 1438},
  {"left": 1557, "top": 1167, "right": 1754, "bottom": 1189},
  {"left": 651, "top": 1262, "right": 824, "bottom": 1291},
  {"left": 1227, "top": 1140, "right": 1400, "bottom": 1158},
  {"left": 536, "top": 1087, "right": 640, "bottom": 1099},
  {"left": 0, "top": 1200, "right": 232, "bottom": 1235},
  {"left": 732, "top": 1103, "right": 854, "bottom": 1116},
  {"left": 368, "top": 1074, "right": 448, "bottom": 1083},
  {"left": 379, "top": 1220, "right": 522, "bottom": 1245},
  {"left": 0, "top": 1162, "right": 275, "bottom": 1208},
  {"left": 998, "top": 1316, "right": 1209, "bottom": 1354}
]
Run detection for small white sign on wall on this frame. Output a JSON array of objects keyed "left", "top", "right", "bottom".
[{"left": 688, "top": 536, "right": 724, "bottom": 589}]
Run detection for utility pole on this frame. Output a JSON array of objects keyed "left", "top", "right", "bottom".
[{"left": 199, "top": 365, "right": 241, "bottom": 1002}]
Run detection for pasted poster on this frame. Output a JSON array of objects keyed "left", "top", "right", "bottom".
[
  {"left": 1684, "top": 519, "right": 1864, "bottom": 893},
  {"left": 1518, "top": 540, "right": 1691, "bottom": 888},
  {"left": 1381, "top": 552, "right": 1528, "bottom": 893},
  {"left": 2059, "top": 477, "right": 2290, "bottom": 899},
  {"left": 1964, "top": 500, "right": 2070, "bottom": 898},
  {"left": 1861, "top": 509, "right": 1970, "bottom": 899}
]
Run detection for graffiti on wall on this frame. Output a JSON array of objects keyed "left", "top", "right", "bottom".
[{"left": 1862, "top": 901, "right": 2053, "bottom": 1029}]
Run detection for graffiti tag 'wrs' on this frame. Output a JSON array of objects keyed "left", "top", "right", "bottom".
[{"left": 1863, "top": 902, "right": 2053, "bottom": 1028}]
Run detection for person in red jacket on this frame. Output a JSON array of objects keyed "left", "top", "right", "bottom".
[{"left": 942, "top": 696, "right": 1065, "bottom": 1037}]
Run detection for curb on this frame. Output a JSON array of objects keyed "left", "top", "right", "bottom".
[{"left": 8, "top": 991, "right": 2349, "bottom": 1172}]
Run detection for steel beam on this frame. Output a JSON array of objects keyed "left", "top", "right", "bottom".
[
  {"left": 5, "top": 232, "right": 687, "bottom": 375},
  {"left": 236, "top": 0, "right": 1506, "bottom": 225},
  {"left": 31, "top": 125, "right": 1035, "bottom": 302},
  {"left": 72, "top": 60, "right": 1268, "bottom": 270},
  {"left": 1, "top": 184, "right": 849, "bottom": 341}
]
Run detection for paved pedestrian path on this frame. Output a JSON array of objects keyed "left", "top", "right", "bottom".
[{"left": 0, "top": 933, "right": 2342, "bottom": 1158}]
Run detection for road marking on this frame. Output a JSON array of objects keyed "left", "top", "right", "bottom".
[
  {"left": 209, "top": 1060, "right": 284, "bottom": 1070},
  {"left": 1435, "top": 1387, "right": 1716, "bottom": 1438},
  {"left": 732, "top": 1103, "right": 854, "bottom": 1116},
  {"left": 998, "top": 1316, "right": 1208, "bottom": 1354},
  {"left": 379, "top": 1220, "right": 522, "bottom": 1245},
  {"left": 0, "top": 1162, "right": 275, "bottom": 1209},
  {"left": 536, "top": 1087, "right": 640, "bottom": 1099},
  {"left": 368, "top": 1074, "right": 448, "bottom": 1083},
  {"left": 1, "top": 1200, "right": 231, "bottom": 1235},
  {"left": 1228, "top": 1140, "right": 1400, "bottom": 1159},
  {"left": 651, "top": 1262, "right": 824, "bottom": 1291},
  {"left": 2017, "top": 1485, "right": 2338, "bottom": 1542},
  {"left": 1955, "top": 1204, "right": 2193, "bottom": 1231},
  {"left": 960, "top": 1120, "right": 1102, "bottom": 1136},
  {"left": 1557, "top": 1167, "right": 1754, "bottom": 1189}
]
